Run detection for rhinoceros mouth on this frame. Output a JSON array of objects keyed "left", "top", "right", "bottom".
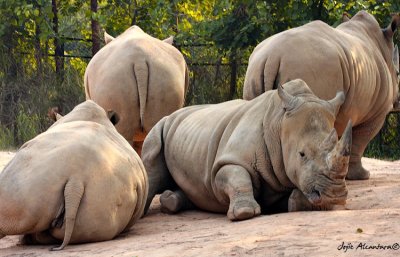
[{"left": 305, "top": 186, "right": 347, "bottom": 206}]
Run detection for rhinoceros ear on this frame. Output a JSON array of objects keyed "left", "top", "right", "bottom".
[
  {"left": 278, "top": 84, "right": 297, "bottom": 112},
  {"left": 104, "top": 31, "right": 115, "bottom": 44},
  {"left": 328, "top": 91, "right": 345, "bottom": 116},
  {"left": 47, "top": 106, "right": 63, "bottom": 122},
  {"left": 383, "top": 13, "right": 400, "bottom": 39},
  {"left": 393, "top": 45, "right": 399, "bottom": 73},
  {"left": 342, "top": 12, "right": 351, "bottom": 23},
  {"left": 107, "top": 110, "right": 120, "bottom": 125},
  {"left": 163, "top": 36, "right": 174, "bottom": 45}
]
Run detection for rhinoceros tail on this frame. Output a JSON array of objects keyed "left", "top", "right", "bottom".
[
  {"left": 51, "top": 178, "right": 84, "bottom": 251},
  {"left": 134, "top": 62, "right": 149, "bottom": 131},
  {"left": 183, "top": 64, "right": 190, "bottom": 106},
  {"left": 264, "top": 56, "right": 281, "bottom": 91},
  {"left": 84, "top": 71, "right": 91, "bottom": 99}
]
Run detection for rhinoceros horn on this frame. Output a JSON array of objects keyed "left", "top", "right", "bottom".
[{"left": 325, "top": 120, "right": 352, "bottom": 179}]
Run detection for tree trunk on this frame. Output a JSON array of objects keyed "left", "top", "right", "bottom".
[
  {"left": 91, "top": 0, "right": 101, "bottom": 56},
  {"left": 52, "top": 0, "right": 64, "bottom": 82},
  {"left": 229, "top": 51, "right": 237, "bottom": 100},
  {"left": 131, "top": 0, "right": 138, "bottom": 26}
]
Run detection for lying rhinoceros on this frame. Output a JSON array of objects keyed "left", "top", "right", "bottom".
[
  {"left": 142, "top": 79, "right": 352, "bottom": 221},
  {"left": 84, "top": 25, "right": 189, "bottom": 156},
  {"left": 0, "top": 100, "right": 148, "bottom": 250},
  {"left": 243, "top": 11, "right": 400, "bottom": 180}
]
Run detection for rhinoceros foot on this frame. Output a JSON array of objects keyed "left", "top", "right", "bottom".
[
  {"left": 160, "top": 189, "right": 194, "bottom": 214},
  {"left": 347, "top": 161, "right": 370, "bottom": 180},
  {"left": 228, "top": 196, "right": 261, "bottom": 221}
]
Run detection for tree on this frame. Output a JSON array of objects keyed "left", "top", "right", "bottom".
[{"left": 91, "top": 0, "right": 101, "bottom": 56}]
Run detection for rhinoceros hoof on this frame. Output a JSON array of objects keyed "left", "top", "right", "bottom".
[
  {"left": 228, "top": 198, "right": 261, "bottom": 221},
  {"left": 160, "top": 190, "right": 182, "bottom": 214},
  {"left": 347, "top": 162, "right": 370, "bottom": 180},
  {"left": 288, "top": 189, "right": 312, "bottom": 212}
]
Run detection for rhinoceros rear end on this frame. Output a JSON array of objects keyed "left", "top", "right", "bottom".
[
  {"left": 84, "top": 25, "right": 189, "bottom": 156},
  {"left": 0, "top": 100, "right": 148, "bottom": 250}
]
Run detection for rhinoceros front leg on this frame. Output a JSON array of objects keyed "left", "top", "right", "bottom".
[
  {"left": 347, "top": 114, "right": 386, "bottom": 180},
  {"left": 215, "top": 165, "right": 261, "bottom": 221},
  {"left": 288, "top": 189, "right": 332, "bottom": 212},
  {"left": 159, "top": 189, "right": 195, "bottom": 214}
]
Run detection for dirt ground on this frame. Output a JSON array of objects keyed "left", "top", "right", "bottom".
[{"left": 1, "top": 151, "right": 400, "bottom": 257}]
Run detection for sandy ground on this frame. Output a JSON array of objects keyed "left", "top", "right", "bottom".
[{"left": 1, "top": 151, "right": 400, "bottom": 257}]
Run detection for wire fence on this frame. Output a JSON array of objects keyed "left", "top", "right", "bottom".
[{"left": 1, "top": 36, "right": 399, "bottom": 159}]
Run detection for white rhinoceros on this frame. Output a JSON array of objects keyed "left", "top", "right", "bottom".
[
  {"left": 142, "top": 79, "right": 352, "bottom": 221},
  {"left": 0, "top": 100, "right": 148, "bottom": 250},
  {"left": 243, "top": 11, "right": 400, "bottom": 180},
  {"left": 84, "top": 26, "right": 189, "bottom": 156}
]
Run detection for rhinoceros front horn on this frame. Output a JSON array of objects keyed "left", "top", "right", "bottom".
[{"left": 325, "top": 120, "right": 352, "bottom": 179}]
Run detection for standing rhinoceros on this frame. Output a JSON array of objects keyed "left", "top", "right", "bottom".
[
  {"left": 142, "top": 79, "right": 352, "bottom": 221},
  {"left": 84, "top": 25, "right": 189, "bottom": 156},
  {"left": 0, "top": 100, "right": 148, "bottom": 250},
  {"left": 243, "top": 11, "right": 400, "bottom": 180}
]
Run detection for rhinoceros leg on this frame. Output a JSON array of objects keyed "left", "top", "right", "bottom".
[
  {"left": 288, "top": 189, "right": 332, "bottom": 212},
  {"left": 215, "top": 165, "right": 261, "bottom": 221},
  {"left": 347, "top": 114, "right": 386, "bottom": 180},
  {"left": 142, "top": 117, "right": 176, "bottom": 214},
  {"left": 159, "top": 189, "right": 195, "bottom": 214},
  {"left": 20, "top": 231, "right": 59, "bottom": 245}
]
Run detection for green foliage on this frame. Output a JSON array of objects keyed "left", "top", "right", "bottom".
[
  {"left": 365, "top": 113, "right": 400, "bottom": 160},
  {"left": 0, "top": 125, "right": 14, "bottom": 149},
  {"left": 0, "top": 0, "right": 399, "bottom": 159},
  {"left": 16, "top": 106, "right": 40, "bottom": 144}
]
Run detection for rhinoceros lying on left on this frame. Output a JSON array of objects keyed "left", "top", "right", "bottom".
[
  {"left": 0, "top": 100, "right": 148, "bottom": 250},
  {"left": 142, "top": 79, "right": 352, "bottom": 221}
]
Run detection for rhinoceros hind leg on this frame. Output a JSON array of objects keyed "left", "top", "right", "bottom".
[
  {"left": 346, "top": 116, "right": 386, "bottom": 180},
  {"left": 347, "top": 160, "right": 370, "bottom": 180},
  {"left": 215, "top": 165, "right": 261, "bottom": 221},
  {"left": 288, "top": 189, "right": 332, "bottom": 212},
  {"left": 160, "top": 189, "right": 194, "bottom": 214},
  {"left": 20, "top": 231, "right": 59, "bottom": 245}
]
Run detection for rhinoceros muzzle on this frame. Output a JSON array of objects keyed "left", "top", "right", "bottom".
[
  {"left": 305, "top": 188, "right": 322, "bottom": 205},
  {"left": 305, "top": 120, "right": 352, "bottom": 206}
]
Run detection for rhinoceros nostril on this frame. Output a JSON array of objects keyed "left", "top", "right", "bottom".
[{"left": 306, "top": 188, "right": 322, "bottom": 205}]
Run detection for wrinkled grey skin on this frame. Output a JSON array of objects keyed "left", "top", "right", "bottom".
[
  {"left": 142, "top": 79, "right": 352, "bottom": 221},
  {"left": 0, "top": 100, "right": 148, "bottom": 250},
  {"left": 243, "top": 11, "right": 400, "bottom": 180}
]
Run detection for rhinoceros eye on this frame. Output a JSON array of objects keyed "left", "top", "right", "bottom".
[{"left": 299, "top": 151, "right": 305, "bottom": 158}]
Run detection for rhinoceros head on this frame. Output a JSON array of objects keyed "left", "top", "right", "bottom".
[
  {"left": 278, "top": 79, "right": 352, "bottom": 207},
  {"left": 50, "top": 100, "right": 120, "bottom": 128}
]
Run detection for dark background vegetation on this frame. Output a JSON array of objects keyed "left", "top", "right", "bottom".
[{"left": 0, "top": 0, "right": 399, "bottom": 159}]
